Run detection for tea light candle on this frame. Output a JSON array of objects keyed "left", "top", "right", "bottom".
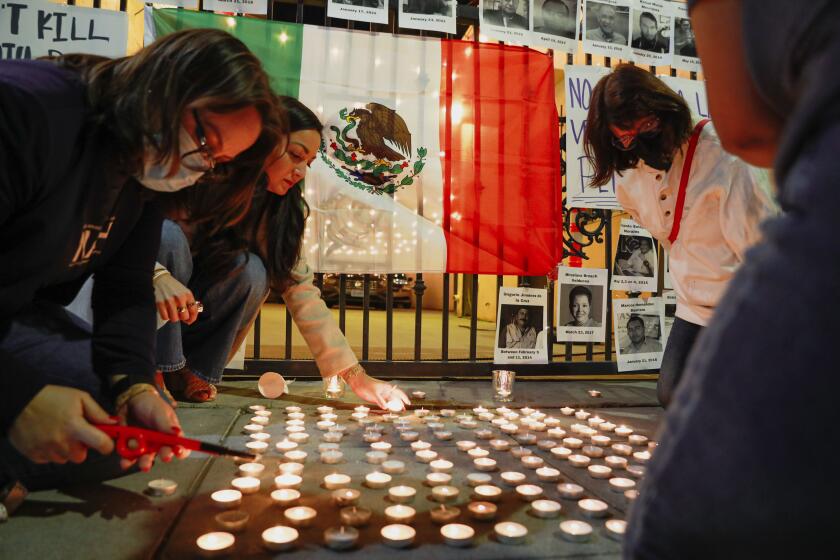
[
  {"left": 271, "top": 488, "right": 301, "bottom": 507},
  {"left": 323, "top": 473, "right": 352, "bottom": 490},
  {"left": 557, "top": 482, "right": 585, "bottom": 499},
  {"left": 385, "top": 504, "right": 416, "bottom": 524},
  {"left": 288, "top": 432, "right": 309, "bottom": 443},
  {"left": 365, "top": 471, "right": 392, "bottom": 489},
  {"left": 575, "top": 410, "right": 591, "bottom": 420},
  {"left": 284, "top": 405, "right": 301, "bottom": 413},
  {"left": 588, "top": 416, "right": 605, "bottom": 427},
  {"left": 320, "top": 412, "right": 338, "bottom": 422},
  {"left": 351, "top": 412, "right": 368, "bottom": 422},
  {"left": 551, "top": 446, "right": 573, "bottom": 460},
  {"left": 605, "top": 519, "right": 627, "bottom": 541},
  {"left": 629, "top": 434, "right": 649, "bottom": 446},
  {"left": 456, "top": 413, "right": 473, "bottom": 422},
  {"left": 529, "top": 499, "right": 562, "bottom": 519},
  {"left": 237, "top": 463, "right": 265, "bottom": 477},
  {"left": 250, "top": 404, "right": 266, "bottom": 411},
  {"left": 530, "top": 422, "right": 547, "bottom": 432},
  {"left": 340, "top": 506, "right": 372, "bottom": 527},
  {"left": 381, "top": 524, "right": 415, "bottom": 548},
  {"left": 410, "top": 440, "right": 432, "bottom": 452},
  {"left": 286, "top": 425, "right": 305, "bottom": 434},
  {"left": 431, "top": 485, "right": 460, "bottom": 503},
  {"left": 251, "top": 415, "right": 270, "bottom": 426},
  {"left": 322, "top": 431, "right": 343, "bottom": 443},
  {"left": 262, "top": 525, "right": 299, "bottom": 552},
  {"left": 434, "top": 430, "right": 453, "bottom": 441},
  {"left": 474, "top": 457, "right": 497, "bottom": 472},
  {"left": 332, "top": 488, "right": 361, "bottom": 507},
  {"left": 495, "top": 521, "right": 527, "bottom": 545},
  {"left": 197, "top": 531, "right": 235, "bottom": 557},
  {"left": 582, "top": 445, "right": 604, "bottom": 458},
  {"left": 588, "top": 465, "right": 612, "bottom": 479},
  {"left": 321, "top": 450, "right": 344, "bottom": 464},
  {"left": 460, "top": 419, "right": 478, "bottom": 429},
  {"left": 501, "top": 423, "right": 519, "bottom": 435},
  {"left": 382, "top": 412, "right": 400, "bottom": 422},
  {"left": 468, "top": 501, "right": 498, "bottom": 520},
  {"left": 215, "top": 510, "right": 249, "bottom": 533},
  {"left": 468, "top": 447, "right": 489, "bottom": 459},
  {"left": 627, "top": 464, "right": 647, "bottom": 478},
  {"left": 599, "top": 421, "right": 617, "bottom": 432},
  {"left": 316, "top": 420, "right": 335, "bottom": 431},
  {"left": 287, "top": 411, "right": 305, "bottom": 420},
  {"left": 318, "top": 442, "right": 340, "bottom": 453},
  {"left": 633, "top": 450, "right": 652, "bottom": 463},
  {"left": 286, "top": 419, "right": 304, "bottom": 427},
  {"left": 510, "top": 446, "right": 532, "bottom": 459},
  {"left": 592, "top": 435, "right": 611, "bottom": 447},
  {"left": 399, "top": 431, "right": 420, "bottom": 442},
  {"left": 274, "top": 473, "right": 303, "bottom": 490},
  {"left": 284, "top": 450, "right": 307, "bottom": 464},
  {"left": 366, "top": 451, "right": 388, "bottom": 465},
  {"left": 284, "top": 506, "right": 317, "bottom": 528},
  {"left": 362, "top": 432, "right": 382, "bottom": 444},
  {"left": 503, "top": 412, "right": 520, "bottom": 422},
  {"left": 588, "top": 389, "right": 602, "bottom": 398},
  {"left": 416, "top": 450, "right": 438, "bottom": 463},
  {"left": 246, "top": 441, "right": 269, "bottom": 454},
  {"left": 489, "top": 439, "right": 511, "bottom": 452},
  {"left": 430, "top": 459, "right": 454, "bottom": 473},
  {"left": 475, "top": 429, "right": 494, "bottom": 440},
  {"left": 324, "top": 526, "right": 359, "bottom": 551},
  {"left": 563, "top": 437, "right": 583, "bottom": 449},
  {"left": 367, "top": 441, "right": 391, "bottom": 454},
  {"left": 467, "top": 472, "right": 492, "bottom": 487},
  {"left": 544, "top": 416, "right": 561, "bottom": 427},
  {"left": 578, "top": 498, "right": 609, "bottom": 518},
  {"left": 430, "top": 505, "right": 461, "bottom": 525},
  {"left": 612, "top": 443, "right": 633, "bottom": 456},
  {"left": 560, "top": 406, "right": 575, "bottom": 416},
  {"left": 537, "top": 439, "right": 558, "bottom": 451},
  {"left": 609, "top": 477, "right": 636, "bottom": 493},
  {"left": 231, "top": 476, "right": 260, "bottom": 494},
  {"left": 501, "top": 471, "right": 526, "bottom": 486},
  {"left": 568, "top": 454, "right": 591, "bottom": 468},
  {"left": 473, "top": 484, "right": 503, "bottom": 502},
  {"left": 615, "top": 425, "right": 634, "bottom": 438},
  {"left": 536, "top": 466, "right": 561, "bottom": 482},
  {"left": 456, "top": 440, "right": 477, "bottom": 452},
  {"left": 478, "top": 412, "right": 495, "bottom": 422},
  {"left": 521, "top": 455, "right": 544, "bottom": 469},
  {"left": 571, "top": 423, "right": 588, "bottom": 435},
  {"left": 426, "top": 472, "right": 453, "bottom": 487},
  {"left": 514, "top": 433, "right": 538, "bottom": 445},
  {"left": 317, "top": 405, "right": 334, "bottom": 414},
  {"left": 147, "top": 478, "right": 177, "bottom": 497},
  {"left": 384, "top": 484, "right": 415, "bottom": 504},
  {"left": 278, "top": 462, "right": 304, "bottom": 476},
  {"left": 605, "top": 455, "right": 628, "bottom": 469},
  {"left": 560, "top": 520, "right": 592, "bottom": 543},
  {"left": 515, "top": 484, "right": 543, "bottom": 501},
  {"left": 581, "top": 427, "right": 598, "bottom": 438},
  {"left": 211, "top": 489, "right": 242, "bottom": 509},
  {"left": 249, "top": 432, "right": 271, "bottom": 442}
]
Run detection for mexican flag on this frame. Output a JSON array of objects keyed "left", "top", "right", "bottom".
[{"left": 153, "top": 9, "right": 561, "bottom": 275}]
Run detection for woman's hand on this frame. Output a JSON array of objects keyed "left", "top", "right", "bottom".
[
  {"left": 342, "top": 365, "right": 411, "bottom": 411},
  {"left": 117, "top": 387, "right": 190, "bottom": 471},
  {"left": 154, "top": 269, "right": 199, "bottom": 324}
]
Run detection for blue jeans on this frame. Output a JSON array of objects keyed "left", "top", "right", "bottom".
[
  {"left": 156, "top": 220, "right": 268, "bottom": 384},
  {"left": 657, "top": 317, "right": 703, "bottom": 407},
  {"left": 0, "top": 303, "right": 126, "bottom": 490}
]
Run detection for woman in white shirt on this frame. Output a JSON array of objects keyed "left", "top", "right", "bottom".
[{"left": 584, "top": 64, "right": 777, "bottom": 406}]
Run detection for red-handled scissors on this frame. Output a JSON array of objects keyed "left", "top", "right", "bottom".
[{"left": 96, "top": 424, "right": 257, "bottom": 461}]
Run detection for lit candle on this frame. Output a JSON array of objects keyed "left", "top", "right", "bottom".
[
  {"left": 521, "top": 456, "right": 544, "bottom": 470},
  {"left": 440, "top": 523, "right": 474, "bottom": 547},
  {"left": 320, "top": 412, "right": 338, "bottom": 422},
  {"left": 354, "top": 405, "right": 370, "bottom": 414},
  {"left": 287, "top": 412, "right": 305, "bottom": 420},
  {"left": 609, "top": 477, "right": 636, "bottom": 493},
  {"left": 332, "top": 488, "right": 361, "bottom": 507},
  {"left": 530, "top": 422, "right": 547, "bottom": 432},
  {"left": 605, "top": 455, "right": 628, "bottom": 469},
  {"left": 501, "top": 423, "right": 519, "bottom": 435},
  {"left": 563, "top": 437, "right": 583, "bottom": 449},
  {"left": 374, "top": 459, "right": 403, "bottom": 475},
  {"left": 625, "top": 489, "right": 640, "bottom": 500},
  {"left": 318, "top": 442, "right": 340, "bottom": 453},
  {"left": 467, "top": 501, "right": 498, "bottom": 521},
  {"left": 317, "top": 420, "right": 336, "bottom": 431},
  {"left": 284, "top": 506, "right": 317, "bottom": 528},
  {"left": 320, "top": 450, "right": 344, "bottom": 464},
  {"left": 536, "top": 466, "right": 561, "bottom": 482},
  {"left": 492, "top": 418, "right": 508, "bottom": 427},
  {"left": 340, "top": 506, "right": 372, "bottom": 527},
  {"left": 515, "top": 484, "right": 543, "bottom": 502},
  {"left": 559, "top": 520, "right": 592, "bottom": 543},
  {"left": 288, "top": 432, "right": 309, "bottom": 443},
  {"left": 588, "top": 416, "right": 605, "bottom": 427},
  {"left": 478, "top": 412, "right": 495, "bottom": 422},
  {"left": 578, "top": 498, "right": 609, "bottom": 518},
  {"left": 627, "top": 464, "right": 647, "bottom": 479},
  {"left": 415, "top": 407, "right": 429, "bottom": 418},
  {"left": 575, "top": 410, "right": 591, "bottom": 420},
  {"left": 466, "top": 473, "right": 492, "bottom": 487},
  {"left": 473, "top": 457, "right": 497, "bottom": 472},
  {"left": 362, "top": 431, "right": 382, "bottom": 443},
  {"left": 411, "top": 390, "right": 426, "bottom": 400},
  {"left": 537, "top": 439, "right": 558, "bottom": 451},
  {"left": 284, "top": 450, "right": 307, "bottom": 464},
  {"left": 473, "top": 484, "right": 503, "bottom": 502},
  {"left": 431, "top": 505, "right": 461, "bottom": 525},
  {"left": 261, "top": 525, "right": 299, "bottom": 551},
  {"left": 211, "top": 489, "right": 242, "bottom": 509},
  {"left": 322, "top": 431, "right": 343, "bottom": 443},
  {"left": 250, "top": 404, "right": 266, "bottom": 412},
  {"left": 196, "top": 531, "right": 235, "bottom": 557},
  {"left": 633, "top": 450, "right": 652, "bottom": 464},
  {"left": 351, "top": 412, "right": 368, "bottom": 422},
  {"left": 430, "top": 459, "right": 454, "bottom": 473},
  {"left": 551, "top": 446, "right": 573, "bottom": 460},
  {"left": 381, "top": 524, "right": 415, "bottom": 548},
  {"left": 571, "top": 423, "right": 588, "bottom": 435},
  {"left": 366, "top": 451, "right": 388, "bottom": 465},
  {"left": 560, "top": 406, "right": 575, "bottom": 416},
  {"left": 588, "top": 465, "right": 612, "bottom": 479},
  {"left": 370, "top": 441, "right": 392, "bottom": 454},
  {"left": 286, "top": 425, "right": 305, "bottom": 434},
  {"left": 385, "top": 398, "right": 405, "bottom": 413},
  {"left": 434, "top": 430, "right": 453, "bottom": 441},
  {"left": 544, "top": 417, "right": 561, "bottom": 428},
  {"left": 147, "top": 478, "right": 178, "bottom": 497},
  {"left": 440, "top": 409, "right": 456, "bottom": 417},
  {"left": 246, "top": 441, "right": 269, "bottom": 454},
  {"left": 490, "top": 439, "right": 511, "bottom": 451},
  {"left": 399, "top": 431, "right": 420, "bottom": 442},
  {"left": 278, "top": 462, "right": 304, "bottom": 476},
  {"left": 510, "top": 446, "right": 532, "bottom": 459},
  {"left": 410, "top": 440, "right": 432, "bottom": 452},
  {"left": 548, "top": 427, "right": 567, "bottom": 439},
  {"left": 271, "top": 488, "right": 301, "bottom": 507},
  {"left": 460, "top": 419, "right": 478, "bottom": 429},
  {"left": 323, "top": 526, "right": 359, "bottom": 551},
  {"left": 456, "top": 440, "right": 477, "bottom": 452},
  {"left": 628, "top": 434, "right": 649, "bottom": 446},
  {"left": 503, "top": 412, "right": 520, "bottom": 422},
  {"left": 214, "top": 510, "right": 249, "bottom": 533},
  {"left": 582, "top": 445, "right": 604, "bottom": 458},
  {"left": 231, "top": 476, "right": 260, "bottom": 495},
  {"left": 501, "top": 471, "right": 526, "bottom": 486},
  {"left": 323, "top": 473, "right": 351, "bottom": 490},
  {"left": 365, "top": 471, "right": 392, "bottom": 489},
  {"left": 475, "top": 429, "right": 494, "bottom": 440},
  {"left": 568, "top": 454, "right": 591, "bottom": 468},
  {"left": 600, "top": 421, "right": 617, "bottom": 432},
  {"left": 249, "top": 432, "right": 271, "bottom": 442},
  {"left": 238, "top": 463, "right": 265, "bottom": 477},
  {"left": 317, "top": 405, "right": 334, "bottom": 415},
  {"left": 250, "top": 416, "right": 269, "bottom": 426},
  {"left": 387, "top": 484, "right": 417, "bottom": 504},
  {"left": 557, "top": 482, "right": 585, "bottom": 500},
  {"left": 605, "top": 519, "right": 627, "bottom": 541},
  {"left": 431, "top": 485, "right": 460, "bottom": 503},
  {"left": 592, "top": 435, "right": 611, "bottom": 447},
  {"left": 612, "top": 443, "right": 633, "bottom": 457},
  {"left": 494, "top": 521, "right": 528, "bottom": 545},
  {"left": 468, "top": 447, "right": 490, "bottom": 459},
  {"left": 515, "top": 433, "right": 538, "bottom": 446},
  {"left": 385, "top": 504, "right": 416, "bottom": 524},
  {"left": 529, "top": 499, "right": 562, "bottom": 519},
  {"left": 415, "top": 450, "right": 438, "bottom": 463},
  {"left": 285, "top": 405, "right": 301, "bottom": 413},
  {"left": 615, "top": 425, "right": 634, "bottom": 438},
  {"left": 274, "top": 473, "right": 303, "bottom": 490}
]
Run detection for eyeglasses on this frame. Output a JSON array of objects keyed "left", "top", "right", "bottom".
[
  {"left": 181, "top": 109, "right": 217, "bottom": 172},
  {"left": 610, "top": 116, "right": 661, "bottom": 151}
]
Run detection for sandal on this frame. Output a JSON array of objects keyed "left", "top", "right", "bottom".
[
  {"left": 153, "top": 370, "right": 178, "bottom": 408},
  {"left": 164, "top": 367, "right": 218, "bottom": 403}
]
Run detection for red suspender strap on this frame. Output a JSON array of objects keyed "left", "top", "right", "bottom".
[{"left": 668, "top": 118, "right": 710, "bottom": 245}]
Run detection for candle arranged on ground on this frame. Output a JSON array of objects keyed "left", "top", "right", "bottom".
[
  {"left": 278, "top": 462, "right": 304, "bottom": 476},
  {"left": 214, "top": 510, "right": 249, "bottom": 533},
  {"left": 473, "top": 484, "right": 503, "bottom": 502},
  {"left": 633, "top": 450, "right": 652, "bottom": 463},
  {"left": 381, "top": 524, "right": 416, "bottom": 548},
  {"left": 600, "top": 421, "right": 617, "bottom": 432},
  {"left": 536, "top": 466, "right": 561, "bottom": 482},
  {"left": 441, "top": 523, "right": 474, "bottom": 547},
  {"left": 468, "top": 447, "right": 490, "bottom": 459},
  {"left": 578, "top": 498, "right": 609, "bottom": 518},
  {"left": 560, "top": 520, "right": 593, "bottom": 543},
  {"left": 627, "top": 464, "right": 647, "bottom": 478},
  {"left": 615, "top": 425, "right": 634, "bottom": 438},
  {"left": 411, "top": 440, "right": 432, "bottom": 452},
  {"left": 588, "top": 416, "right": 605, "bottom": 427},
  {"left": 385, "top": 398, "right": 405, "bottom": 413},
  {"left": 382, "top": 460, "right": 406, "bottom": 475},
  {"left": 501, "top": 471, "right": 526, "bottom": 486},
  {"left": 515, "top": 484, "right": 543, "bottom": 501},
  {"left": 237, "top": 463, "right": 265, "bottom": 477},
  {"left": 324, "top": 526, "right": 359, "bottom": 551},
  {"left": 211, "top": 489, "right": 243, "bottom": 509},
  {"left": 521, "top": 455, "right": 544, "bottom": 469},
  {"left": 605, "top": 455, "right": 629, "bottom": 470},
  {"left": 563, "top": 437, "right": 583, "bottom": 449},
  {"left": 431, "top": 485, "right": 460, "bottom": 503},
  {"left": 490, "top": 439, "right": 511, "bottom": 451},
  {"left": 249, "top": 432, "right": 271, "bottom": 442},
  {"left": 456, "top": 440, "right": 477, "bottom": 452},
  {"left": 474, "top": 457, "right": 497, "bottom": 472},
  {"left": 605, "top": 519, "right": 627, "bottom": 540},
  {"left": 245, "top": 441, "right": 269, "bottom": 454},
  {"left": 231, "top": 476, "right": 260, "bottom": 495},
  {"left": 322, "top": 431, "right": 343, "bottom": 443},
  {"left": 385, "top": 504, "right": 416, "bottom": 524},
  {"left": 197, "top": 531, "right": 235, "bottom": 557},
  {"left": 560, "top": 406, "right": 575, "bottom": 416},
  {"left": 494, "top": 521, "right": 528, "bottom": 545},
  {"left": 557, "top": 483, "right": 585, "bottom": 500},
  {"left": 434, "top": 430, "right": 453, "bottom": 441},
  {"left": 529, "top": 499, "right": 562, "bottom": 519},
  {"left": 284, "top": 450, "right": 307, "bottom": 464},
  {"left": 628, "top": 434, "right": 649, "bottom": 446},
  {"left": 271, "top": 489, "right": 301, "bottom": 507},
  {"left": 287, "top": 411, "right": 305, "bottom": 420},
  {"left": 501, "top": 423, "right": 519, "bottom": 434},
  {"left": 274, "top": 473, "right": 303, "bottom": 490},
  {"left": 261, "top": 525, "right": 299, "bottom": 552},
  {"left": 588, "top": 465, "right": 613, "bottom": 479},
  {"left": 317, "top": 405, "right": 334, "bottom": 414},
  {"left": 323, "top": 473, "right": 351, "bottom": 490},
  {"left": 416, "top": 450, "right": 438, "bottom": 463},
  {"left": 430, "top": 504, "right": 460, "bottom": 525},
  {"left": 429, "top": 459, "right": 454, "bottom": 473},
  {"left": 388, "top": 485, "right": 417, "bottom": 504},
  {"left": 612, "top": 443, "right": 633, "bottom": 456},
  {"left": 609, "top": 477, "right": 637, "bottom": 492},
  {"left": 592, "top": 435, "right": 611, "bottom": 447},
  {"left": 320, "top": 450, "right": 344, "bottom": 464},
  {"left": 366, "top": 451, "right": 388, "bottom": 465},
  {"left": 147, "top": 479, "right": 177, "bottom": 497},
  {"left": 468, "top": 501, "right": 498, "bottom": 521},
  {"left": 399, "top": 431, "right": 420, "bottom": 442},
  {"left": 569, "top": 454, "right": 591, "bottom": 468},
  {"left": 288, "top": 432, "right": 309, "bottom": 443},
  {"left": 340, "top": 506, "right": 372, "bottom": 527},
  {"left": 575, "top": 410, "right": 591, "bottom": 420},
  {"left": 284, "top": 506, "right": 317, "bottom": 528},
  {"left": 583, "top": 445, "right": 604, "bottom": 458},
  {"left": 538, "top": 439, "right": 558, "bottom": 451},
  {"left": 332, "top": 488, "right": 361, "bottom": 507},
  {"left": 466, "top": 473, "right": 492, "bottom": 487},
  {"left": 365, "top": 471, "right": 392, "bottom": 489},
  {"left": 250, "top": 415, "right": 269, "bottom": 426},
  {"left": 551, "top": 446, "right": 573, "bottom": 460},
  {"left": 250, "top": 404, "right": 266, "bottom": 412}
]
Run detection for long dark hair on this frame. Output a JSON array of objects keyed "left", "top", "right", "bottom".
[
  {"left": 583, "top": 63, "right": 692, "bottom": 186},
  {"left": 193, "top": 97, "right": 321, "bottom": 293}
]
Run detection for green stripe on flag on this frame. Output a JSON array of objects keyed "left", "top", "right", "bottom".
[{"left": 152, "top": 9, "right": 303, "bottom": 98}]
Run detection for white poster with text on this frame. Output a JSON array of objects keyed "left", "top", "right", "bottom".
[
  {"left": 614, "top": 297, "right": 664, "bottom": 372},
  {"left": 556, "top": 266, "right": 608, "bottom": 343},
  {"left": 611, "top": 219, "right": 658, "bottom": 292},
  {"left": 328, "top": 0, "right": 390, "bottom": 25},
  {"left": 494, "top": 287, "right": 549, "bottom": 364},
  {"left": 582, "top": 0, "right": 630, "bottom": 58},
  {"left": 399, "top": 0, "right": 456, "bottom": 34}
]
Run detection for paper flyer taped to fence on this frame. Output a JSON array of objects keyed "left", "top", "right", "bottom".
[
  {"left": 613, "top": 297, "right": 664, "bottom": 372},
  {"left": 556, "top": 266, "right": 607, "bottom": 343},
  {"left": 610, "top": 219, "right": 658, "bottom": 292},
  {"left": 582, "top": 0, "right": 631, "bottom": 59},
  {"left": 628, "top": 0, "right": 672, "bottom": 67},
  {"left": 494, "top": 287, "right": 549, "bottom": 365}
]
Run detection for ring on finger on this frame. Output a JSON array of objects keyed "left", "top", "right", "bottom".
[
  {"left": 177, "top": 306, "right": 188, "bottom": 314},
  {"left": 187, "top": 301, "right": 204, "bottom": 313}
]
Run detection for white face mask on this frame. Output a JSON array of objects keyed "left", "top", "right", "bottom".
[{"left": 135, "top": 127, "right": 207, "bottom": 192}]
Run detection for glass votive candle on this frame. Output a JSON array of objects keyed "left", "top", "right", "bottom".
[
  {"left": 490, "top": 439, "right": 511, "bottom": 452},
  {"left": 288, "top": 432, "right": 309, "bottom": 444},
  {"left": 551, "top": 446, "right": 573, "bottom": 460},
  {"left": 271, "top": 488, "right": 301, "bottom": 507},
  {"left": 261, "top": 525, "right": 299, "bottom": 552},
  {"left": 609, "top": 477, "right": 637, "bottom": 493},
  {"left": 274, "top": 473, "right": 303, "bottom": 490},
  {"left": 588, "top": 465, "right": 612, "bottom": 479},
  {"left": 429, "top": 459, "right": 454, "bottom": 473},
  {"left": 231, "top": 476, "right": 260, "bottom": 495},
  {"left": 557, "top": 482, "right": 585, "bottom": 500},
  {"left": 501, "top": 470, "right": 527, "bottom": 486},
  {"left": 466, "top": 473, "right": 492, "bottom": 487},
  {"left": 340, "top": 506, "right": 372, "bottom": 527},
  {"left": 434, "top": 430, "right": 453, "bottom": 441},
  {"left": 529, "top": 499, "right": 562, "bottom": 519},
  {"left": 431, "top": 485, "right": 460, "bottom": 503},
  {"left": 323, "top": 473, "right": 351, "bottom": 490},
  {"left": 569, "top": 454, "right": 591, "bottom": 468},
  {"left": 468, "top": 501, "right": 498, "bottom": 521},
  {"left": 515, "top": 484, "right": 543, "bottom": 502},
  {"left": 211, "top": 489, "right": 243, "bottom": 509},
  {"left": 365, "top": 471, "right": 392, "bottom": 489},
  {"left": 284, "top": 506, "right": 317, "bottom": 528},
  {"left": 196, "top": 531, "right": 235, "bottom": 557},
  {"left": 382, "top": 460, "right": 406, "bottom": 474},
  {"left": 578, "top": 498, "right": 609, "bottom": 518},
  {"left": 332, "top": 488, "right": 361, "bottom": 507},
  {"left": 284, "top": 450, "right": 307, "bottom": 464},
  {"left": 320, "top": 450, "right": 344, "bottom": 464},
  {"left": 536, "top": 466, "right": 561, "bottom": 482},
  {"left": 431, "top": 504, "right": 461, "bottom": 525},
  {"left": 456, "top": 440, "right": 477, "bottom": 452},
  {"left": 238, "top": 462, "right": 265, "bottom": 477},
  {"left": 415, "top": 450, "right": 438, "bottom": 463},
  {"left": 381, "top": 524, "right": 416, "bottom": 549},
  {"left": 410, "top": 440, "right": 432, "bottom": 452},
  {"left": 384, "top": 504, "right": 416, "bottom": 524},
  {"left": 366, "top": 451, "right": 388, "bottom": 465},
  {"left": 388, "top": 484, "right": 417, "bottom": 504},
  {"left": 278, "top": 462, "right": 304, "bottom": 476},
  {"left": 474, "top": 458, "right": 497, "bottom": 472},
  {"left": 582, "top": 445, "right": 605, "bottom": 458},
  {"left": 560, "top": 520, "right": 592, "bottom": 543},
  {"left": 441, "top": 523, "right": 473, "bottom": 547},
  {"left": 494, "top": 521, "right": 528, "bottom": 545},
  {"left": 521, "top": 455, "right": 544, "bottom": 469},
  {"left": 473, "top": 484, "right": 503, "bottom": 502},
  {"left": 214, "top": 510, "right": 249, "bottom": 533},
  {"left": 245, "top": 441, "right": 269, "bottom": 454}
]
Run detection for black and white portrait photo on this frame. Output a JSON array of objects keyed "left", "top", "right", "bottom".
[
  {"left": 611, "top": 219, "right": 658, "bottom": 292},
  {"left": 674, "top": 17, "right": 696, "bottom": 57},
  {"left": 620, "top": 313, "right": 662, "bottom": 354},
  {"left": 403, "top": 0, "right": 450, "bottom": 17},
  {"left": 498, "top": 305, "right": 543, "bottom": 349},
  {"left": 556, "top": 266, "right": 608, "bottom": 343},
  {"left": 613, "top": 297, "right": 665, "bottom": 371},
  {"left": 494, "top": 287, "right": 549, "bottom": 364},
  {"left": 482, "top": 0, "right": 530, "bottom": 30},
  {"left": 584, "top": 1, "right": 629, "bottom": 45},
  {"left": 562, "top": 285, "right": 603, "bottom": 328},
  {"left": 399, "top": 0, "right": 456, "bottom": 32},
  {"left": 631, "top": 10, "right": 669, "bottom": 53},
  {"left": 534, "top": 0, "right": 578, "bottom": 38}
]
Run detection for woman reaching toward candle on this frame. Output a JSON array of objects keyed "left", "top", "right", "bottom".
[{"left": 584, "top": 64, "right": 778, "bottom": 406}]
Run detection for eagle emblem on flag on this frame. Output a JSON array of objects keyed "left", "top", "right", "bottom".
[{"left": 321, "top": 102, "right": 428, "bottom": 195}]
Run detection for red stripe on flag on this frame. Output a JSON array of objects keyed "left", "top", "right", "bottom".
[{"left": 441, "top": 40, "right": 562, "bottom": 275}]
